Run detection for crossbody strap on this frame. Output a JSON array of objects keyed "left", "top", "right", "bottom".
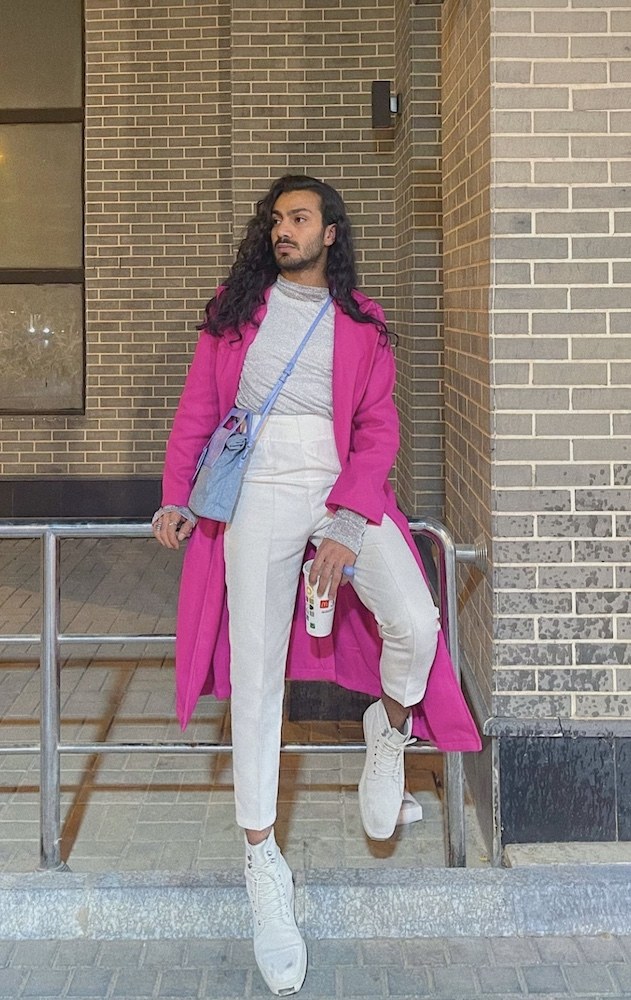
[{"left": 250, "top": 293, "right": 333, "bottom": 446}]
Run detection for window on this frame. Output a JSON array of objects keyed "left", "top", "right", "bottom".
[{"left": 0, "top": 0, "right": 84, "bottom": 413}]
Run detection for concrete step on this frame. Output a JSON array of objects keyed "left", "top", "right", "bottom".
[{"left": 2, "top": 864, "right": 631, "bottom": 941}]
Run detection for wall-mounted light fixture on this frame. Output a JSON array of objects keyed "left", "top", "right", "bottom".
[{"left": 371, "top": 81, "right": 401, "bottom": 129}]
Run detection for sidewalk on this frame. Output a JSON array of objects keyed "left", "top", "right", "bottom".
[
  {"left": 2, "top": 933, "right": 631, "bottom": 998},
  {"left": 2, "top": 535, "right": 631, "bottom": 1000}
]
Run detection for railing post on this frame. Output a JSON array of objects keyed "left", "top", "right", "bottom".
[
  {"left": 39, "top": 529, "right": 67, "bottom": 871},
  {"left": 411, "top": 518, "right": 467, "bottom": 868}
]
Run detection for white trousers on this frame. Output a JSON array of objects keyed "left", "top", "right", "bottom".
[{"left": 224, "top": 415, "right": 439, "bottom": 831}]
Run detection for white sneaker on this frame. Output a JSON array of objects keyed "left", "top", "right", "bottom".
[
  {"left": 358, "top": 700, "right": 416, "bottom": 840},
  {"left": 245, "top": 830, "right": 307, "bottom": 996}
]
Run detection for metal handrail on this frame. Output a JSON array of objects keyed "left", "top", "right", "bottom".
[{"left": 0, "top": 518, "right": 485, "bottom": 871}]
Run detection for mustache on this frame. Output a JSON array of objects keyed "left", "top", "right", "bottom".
[{"left": 274, "top": 239, "right": 297, "bottom": 249}]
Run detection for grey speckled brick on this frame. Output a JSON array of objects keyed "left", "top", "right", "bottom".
[
  {"left": 537, "top": 669, "right": 613, "bottom": 693},
  {"left": 496, "top": 617, "right": 536, "bottom": 641},
  {"left": 492, "top": 694, "right": 573, "bottom": 718},
  {"left": 494, "top": 669, "right": 537, "bottom": 692},
  {"left": 575, "top": 540, "right": 631, "bottom": 562},
  {"left": 576, "top": 591, "right": 631, "bottom": 615},
  {"left": 539, "top": 565, "right": 614, "bottom": 589},
  {"left": 496, "top": 642, "right": 573, "bottom": 667},
  {"left": 576, "top": 644, "right": 631, "bottom": 666},
  {"left": 498, "top": 591, "right": 572, "bottom": 615},
  {"left": 538, "top": 514, "right": 613, "bottom": 538},
  {"left": 495, "top": 540, "right": 573, "bottom": 564},
  {"left": 495, "top": 489, "right": 571, "bottom": 513},
  {"left": 494, "top": 566, "right": 537, "bottom": 589},
  {"left": 538, "top": 616, "right": 614, "bottom": 641}
]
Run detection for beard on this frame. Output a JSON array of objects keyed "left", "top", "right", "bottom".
[{"left": 273, "top": 234, "right": 327, "bottom": 272}]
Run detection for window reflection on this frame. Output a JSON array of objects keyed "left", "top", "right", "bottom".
[{"left": 0, "top": 285, "right": 83, "bottom": 412}]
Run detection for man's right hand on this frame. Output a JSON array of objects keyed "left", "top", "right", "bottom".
[{"left": 152, "top": 513, "right": 195, "bottom": 550}]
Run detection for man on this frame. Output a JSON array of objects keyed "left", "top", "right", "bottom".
[{"left": 153, "top": 175, "right": 480, "bottom": 995}]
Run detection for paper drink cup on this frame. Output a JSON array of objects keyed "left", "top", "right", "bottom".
[{"left": 303, "top": 560, "right": 335, "bottom": 637}]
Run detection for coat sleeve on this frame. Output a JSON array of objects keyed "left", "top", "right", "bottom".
[
  {"left": 326, "top": 312, "right": 399, "bottom": 525},
  {"left": 161, "top": 331, "right": 221, "bottom": 507}
]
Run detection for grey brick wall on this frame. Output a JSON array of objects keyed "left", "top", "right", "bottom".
[{"left": 492, "top": 0, "right": 631, "bottom": 720}]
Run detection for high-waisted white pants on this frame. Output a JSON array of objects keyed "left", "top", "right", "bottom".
[{"left": 224, "top": 414, "right": 439, "bottom": 831}]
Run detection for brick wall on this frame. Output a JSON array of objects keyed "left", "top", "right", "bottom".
[
  {"left": 492, "top": 0, "right": 631, "bottom": 721},
  {"left": 442, "top": 0, "right": 495, "bottom": 712},
  {"left": 0, "top": 0, "right": 233, "bottom": 478},
  {"left": 393, "top": 1, "right": 444, "bottom": 518}
]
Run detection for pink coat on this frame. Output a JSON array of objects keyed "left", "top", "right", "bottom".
[{"left": 162, "top": 289, "right": 481, "bottom": 752}]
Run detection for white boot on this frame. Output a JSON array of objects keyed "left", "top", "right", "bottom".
[
  {"left": 358, "top": 699, "right": 416, "bottom": 840},
  {"left": 245, "top": 830, "right": 307, "bottom": 996}
]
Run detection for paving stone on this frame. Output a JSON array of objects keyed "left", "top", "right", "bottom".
[
  {"left": 0, "top": 969, "right": 25, "bottom": 999},
  {"left": 535, "top": 936, "right": 583, "bottom": 964},
  {"left": 0, "top": 944, "right": 15, "bottom": 968},
  {"left": 158, "top": 967, "right": 204, "bottom": 997},
  {"left": 142, "top": 940, "right": 188, "bottom": 966},
  {"left": 186, "top": 939, "right": 232, "bottom": 967},
  {"left": 488, "top": 937, "right": 539, "bottom": 964},
  {"left": 431, "top": 964, "right": 480, "bottom": 995},
  {"left": 11, "top": 940, "right": 59, "bottom": 966},
  {"left": 54, "top": 940, "right": 101, "bottom": 967},
  {"left": 401, "top": 940, "right": 449, "bottom": 966},
  {"left": 447, "top": 937, "right": 491, "bottom": 964},
  {"left": 204, "top": 967, "right": 249, "bottom": 998},
  {"left": 610, "top": 962, "right": 631, "bottom": 993},
  {"left": 338, "top": 964, "right": 385, "bottom": 996},
  {"left": 385, "top": 967, "right": 432, "bottom": 996},
  {"left": 98, "top": 940, "right": 145, "bottom": 966},
  {"left": 21, "top": 968, "right": 69, "bottom": 997},
  {"left": 111, "top": 968, "right": 159, "bottom": 997},
  {"left": 67, "top": 967, "right": 114, "bottom": 997},
  {"left": 563, "top": 962, "right": 618, "bottom": 995},
  {"left": 576, "top": 935, "right": 626, "bottom": 963},
  {"left": 477, "top": 964, "right": 524, "bottom": 995},
  {"left": 360, "top": 940, "right": 405, "bottom": 965},
  {"left": 521, "top": 963, "right": 569, "bottom": 994},
  {"left": 309, "top": 939, "right": 361, "bottom": 967}
]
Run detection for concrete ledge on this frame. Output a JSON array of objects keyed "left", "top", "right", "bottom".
[{"left": 1, "top": 865, "right": 631, "bottom": 940}]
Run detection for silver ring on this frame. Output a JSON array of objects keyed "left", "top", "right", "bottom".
[
  {"left": 168, "top": 520, "right": 179, "bottom": 526},
  {"left": 155, "top": 521, "right": 163, "bottom": 530}
]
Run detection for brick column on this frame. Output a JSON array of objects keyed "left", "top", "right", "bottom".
[{"left": 443, "top": 0, "right": 631, "bottom": 854}]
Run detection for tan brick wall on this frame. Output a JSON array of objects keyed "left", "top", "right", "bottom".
[
  {"left": 491, "top": 0, "right": 631, "bottom": 720},
  {"left": 0, "top": 0, "right": 233, "bottom": 477},
  {"left": 442, "top": 0, "right": 495, "bottom": 712},
  {"left": 393, "top": 1, "right": 444, "bottom": 518}
]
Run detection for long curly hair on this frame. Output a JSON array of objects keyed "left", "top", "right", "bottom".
[{"left": 200, "top": 174, "right": 391, "bottom": 341}]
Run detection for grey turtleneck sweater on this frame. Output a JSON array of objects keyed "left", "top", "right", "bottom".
[{"left": 159, "top": 276, "right": 368, "bottom": 554}]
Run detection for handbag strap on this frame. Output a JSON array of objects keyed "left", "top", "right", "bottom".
[{"left": 250, "top": 293, "right": 332, "bottom": 445}]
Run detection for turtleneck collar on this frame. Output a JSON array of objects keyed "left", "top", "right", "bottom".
[{"left": 275, "top": 274, "right": 331, "bottom": 303}]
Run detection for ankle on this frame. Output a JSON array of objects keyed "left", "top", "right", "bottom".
[{"left": 245, "top": 825, "right": 273, "bottom": 847}]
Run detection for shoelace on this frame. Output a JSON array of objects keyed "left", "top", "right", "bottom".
[
  {"left": 248, "top": 858, "right": 290, "bottom": 925},
  {"left": 371, "top": 729, "right": 416, "bottom": 777}
]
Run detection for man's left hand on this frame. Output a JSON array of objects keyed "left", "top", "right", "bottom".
[{"left": 309, "top": 539, "right": 356, "bottom": 600}]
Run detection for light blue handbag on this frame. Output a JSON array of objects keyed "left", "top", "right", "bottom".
[{"left": 188, "top": 295, "right": 332, "bottom": 522}]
